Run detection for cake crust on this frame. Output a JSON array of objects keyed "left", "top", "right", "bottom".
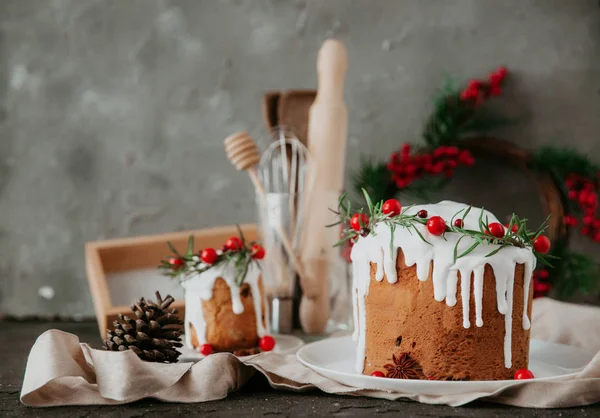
[
  {"left": 189, "top": 276, "right": 266, "bottom": 352},
  {"left": 362, "top": 248, "right": 532, "bottom": 381}
]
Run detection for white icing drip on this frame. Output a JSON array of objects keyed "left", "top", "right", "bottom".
[
  {"left": 459, "top": 269, "right": 471, "bottom": 328},
  {"left": 446, "top": 270, "right": 458, "bottom": 307},
  {"left": 473, "top": 265, "right": 485, "bottom": 327},
  {"left": 181, "top": 261, "right": 267, "bottom": 349},
  {"left": 375, "top": 248, "right": 385, "bottom": 281},
  {"left": 350, "top": 201, "right": 536, "bottom": 373},
  {"left": 504, "top": 270, "right": 515, "bottom": 368},
  {"left": 495, "top": 267, "right": 509, "bottom": 315},
  {"left": 522, "top": 262, "right": 533, "bottom": 330}
]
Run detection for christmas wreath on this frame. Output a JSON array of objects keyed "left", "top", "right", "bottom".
[{"left": 353, "top": 67, "right": 598, "bottom": 300}]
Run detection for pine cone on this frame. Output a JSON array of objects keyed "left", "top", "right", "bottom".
[{"left": 103, "top": 291, "right": 184, "bottom": 363}]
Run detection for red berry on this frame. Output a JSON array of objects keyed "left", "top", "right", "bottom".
[
  {"left": 370, "top": 371, "right": 385, "bottom": 378},
  {"left": 417, "top": 209, "right": 428, "bottom": 218},
  {"left": 382, "top": 199, "right": 402, "bottom": 217},
  {"left": 458, "top": 150, "right": 472, "bottom": 164},
  {"left": 538, "top": 269, "right": 550, "bottom": 279},
  {"left": 224, "top": 236, "right": 243, "bottom": 251},
  {"left": 453, "top": 219, "right": 464, "bottom": 228},
  {"left": 251, "top": 244, "right": 266, "bottom": 259},
  {"left": 431, "top": 162, "right": 445, "bottom": 174},
  {"left": 199, "top": 344, "right": 213, "bottom": 356},
  {"left": 533, "top": 235, "right": 551, "bottom": 254},
  {"left": 534, "top": 279, "right": 551, "bottom": 294},
  {"left": 489, "top": 67, "right": 508, "bottom": 86},
  {"left": 581, "top": 226, "right": 591, "bottom": 236},
  {"left": 350, "top": 213, "right": 369, "bottom": 231},
  {"left": 488, "top": 222, "right": 505, "bottom": 238},
  {"left": 259, "top": 335, "right": 276, "bottom": 352},
  {"left": 467, "top": 80, "right": 482, "bottom": 90},
  {"left": 460, "top": 88, "right": 478, "bottom": 101},
  {"left": 427, "top": 216, "right": 446, "bottom": 236},
  {"left": 513, "top": 369, "right": 534, "bottom": 380},
  {"left": 396, "top": 178, "right": 411, "bottom": 189},
  {"left": 496, "top": 66, "right": 508, "bottom": 79},
  {"left": 446, "top": 146, "right": 460, "bottom": 157},
  {"left": 504, "top": 223, "right": 519, "bottom": 233},
  {"left": 201, "top": 248, "right": 218, "bottom": 264},
  {"left": 568, "top": 190, "right": 578, "bottom": 200},
  {"left": 168, "top": 257, "right": 184, "bottom": 267},
  {"left": 563, "top": 215, "right": 577, "bottom": 226},
  {"left": 593, "top": 232, "right": 600, "bottom": 243},
  {"left": 584, "top": 215, "right": 594, "bottom": 225},
  {"left": 401, "top": 143, "right": 411, "bottom": 155},
  {"left": 565, "top": 179, "right": 575, "bottom": 189}
]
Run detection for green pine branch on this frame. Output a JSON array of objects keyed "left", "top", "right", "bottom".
[
  {"left": 532, "top": 146, "right": 600, "bottom": 180},
  {"left": 352, "top": 158, "right": 397, "bottom": 205},
  {"left": 548, "top": 242, "right": 598, "bottom": 300},
  {"left": 423, "top": 79, "right": 510, "bottom": 149}
]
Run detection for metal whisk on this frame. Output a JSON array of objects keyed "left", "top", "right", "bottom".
[
  {"left": 256, "top": 128, "right": 311, "bottom": 332},
  {"left": 258, "top": 128, "right": 310, "bottom": 257}
]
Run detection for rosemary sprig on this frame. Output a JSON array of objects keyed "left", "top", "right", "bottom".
[
  {"left": 329, "top": 189, "right": 555, "bottom": 265},
  {"left": 159, "top": 230, "right": 262, "bottom": 286}
]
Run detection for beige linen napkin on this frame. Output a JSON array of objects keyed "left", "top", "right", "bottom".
[{"left": 20, "top": 298, "right": 600, "bottom": 408}]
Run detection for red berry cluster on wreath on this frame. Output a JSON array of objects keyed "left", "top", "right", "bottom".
[
  {"left": 564, "top": 173, "right": 600, "bottom": 242},
  {"left": 532, "top": 268, "right": 551, "bottom": 298},
  {"left": 388, "top": 144, "right": 475, "bottom": 189},
  {"left": 460, "top": 66, "right": 507, "bottom": 105}
]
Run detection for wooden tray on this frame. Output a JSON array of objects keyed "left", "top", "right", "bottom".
[{"left": 85, "top": 224, "right": 258, "bottom": 337}]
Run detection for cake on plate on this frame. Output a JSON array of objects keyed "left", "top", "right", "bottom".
[
  {"left": 342, "top": 196, "right": 550, "bottom": 381},
  {"left": 161, "top": 233, "right": 275, "bottom": 356}
]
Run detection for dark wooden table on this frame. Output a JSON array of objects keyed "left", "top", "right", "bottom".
[{"left": 1, "top": 321, "right": 598, "bottom": 417}]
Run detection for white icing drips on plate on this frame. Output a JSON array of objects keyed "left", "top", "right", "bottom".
[
  {"left": 181, "top": 260, "right": 268, "bottom": 349},
  {"left": 350, "top": 201, "right": 536, "bottom": 373}
]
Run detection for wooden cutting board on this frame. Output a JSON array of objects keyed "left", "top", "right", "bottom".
[{"left": 263, "top": 90, "right": 316, "bottom": 145}]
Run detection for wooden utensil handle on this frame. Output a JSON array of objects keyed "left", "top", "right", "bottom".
[{"left": 316, "top": 39, "right": 347, "bottom": 102}]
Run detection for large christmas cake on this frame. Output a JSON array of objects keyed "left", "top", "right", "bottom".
[{"left": 344, "top": 197, "right": 550, "bottom": 381}]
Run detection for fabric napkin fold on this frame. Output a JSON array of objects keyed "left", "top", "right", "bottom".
[{"left": 20, "top": 298, "right": 600, "bottom": 408}]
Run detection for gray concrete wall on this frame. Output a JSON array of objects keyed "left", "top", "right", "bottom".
[{"left": 1, "top": 0, "right": 599, "bottom": 317}]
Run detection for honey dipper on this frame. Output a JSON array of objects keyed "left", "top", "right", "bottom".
[{"left": 224, "top": 131, "right": 308, "bottom": 282}]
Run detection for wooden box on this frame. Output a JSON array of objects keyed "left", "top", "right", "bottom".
[{"left": 85, "top": 224, "right": 258, "bottom": 337}]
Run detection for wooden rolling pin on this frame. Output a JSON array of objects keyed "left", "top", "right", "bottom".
[{"left": 299, "top": 39, "right": 348, "bottom": 334}]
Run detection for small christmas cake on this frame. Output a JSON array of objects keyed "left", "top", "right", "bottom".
[
  {"left": 338, "top": 195, "right": 551, "bottom": 381},
  {"left": 161, "top": 232, "right": 275, "bottom": 356}
]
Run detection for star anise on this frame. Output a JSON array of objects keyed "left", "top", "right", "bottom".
[{"left": 383, "top": 353, "right": 422, "bottom": 379}]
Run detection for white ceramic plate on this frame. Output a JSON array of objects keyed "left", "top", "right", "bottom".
[
  {"left": 180, "top": 334, "right": 304, "bottom": 362},
  {"left": 297, "top": 336, "right": 595, "bottom": 395}
]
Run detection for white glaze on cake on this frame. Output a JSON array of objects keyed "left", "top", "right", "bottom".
[
  {"left": 181, "top": 260, "right": 268, "bottom": 349},
  {"left": 350, "top": 201, "right": 536, "bottom": 373}
]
